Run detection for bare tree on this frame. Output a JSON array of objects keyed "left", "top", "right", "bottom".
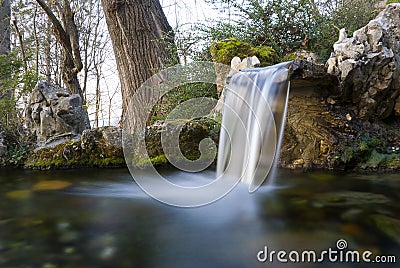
[{"left": 35, "top": 0, "right": 84, "bottom": 99}]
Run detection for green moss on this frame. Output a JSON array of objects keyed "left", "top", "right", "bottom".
[
  {"left": 282, "top": 53, "right": 297, "bottom": 61},
  {"left": 387, "top": 0, "right": 400, "bottom": 5},
  {"left": 360, "top": 150, "right": 386, "bottom": 169},
  {"left": 359, "top": 150, "right": 399, "bottom": 170},
  {"left": 133, "top": 118, "right": 220, "bottom": 169},
  {"left": 151, "top": 155, "right": 169, "bottom": 166},
  {"left": 331, "top": 130, "right": 400, "bottom": 170},
  {"left": 380, "top": 154, "right": 400, "bottom": 170},
  {"left": 340, "top": 147, "right": 356, "bottom": 163},
  {"left": 25, "top": 138, "right": 125, "bottom": 170},
  {"left": 133, "top": 155, "right": 169, "bottom": 169},
  {"left": 89, "top": 157, "right": 126, "bottom": 167},
  {"left": 150, "top": 82, "right": 219, "bottom": 124},
  {"left": 210, "top": 38, "right": 278, "bottom": 66}
]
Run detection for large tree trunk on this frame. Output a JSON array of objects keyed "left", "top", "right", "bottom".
[
  {"left": 0, "top": 0, "right": 10, "bottom": 56},
  {"left": 101, "top": 0, "right": 177, "bottom": 126}
]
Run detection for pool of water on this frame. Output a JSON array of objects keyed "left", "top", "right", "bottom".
[{"left": 0, "top": 168, "right": 399, "bottom": 268}]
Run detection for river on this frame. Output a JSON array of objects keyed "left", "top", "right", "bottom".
[{"left": 0, "top": 168, "right": 398, "bottom": 267}]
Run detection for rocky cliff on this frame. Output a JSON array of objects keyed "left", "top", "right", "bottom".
[
  {"left": 281, "top": 4, "right": 400, "bottom": 171},
  {"left": 327, "top": 3, "right": 400, "bottom": 120}
]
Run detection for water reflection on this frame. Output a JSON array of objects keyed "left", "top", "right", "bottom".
[{"left": 0, "top": 168, "right": 398, "bottom": 267}]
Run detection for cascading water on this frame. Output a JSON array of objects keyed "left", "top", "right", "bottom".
[{"left": 217, "top": 62, "right": 292, "bottom": 192}]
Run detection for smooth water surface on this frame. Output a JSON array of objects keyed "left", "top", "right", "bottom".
[{"left": 0, "top": 168, "right": 399, "bottom": 267}]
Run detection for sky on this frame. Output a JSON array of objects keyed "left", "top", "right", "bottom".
[{"left": 161, "top": 0, "right": 220, "bottom": 28}]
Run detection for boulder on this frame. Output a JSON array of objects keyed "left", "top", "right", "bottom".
[
  {"left": 327, "top": 4, "right": 400, "bottom": 119},
  {"left": 25, "top": 81, "right": 90, "bottom": 147},
  {"left": 81, "top": 127, "right": 122, "bottom": 156},
  {"left": 134, "top": 118, "right": 220, "bottom": 168},
  {"left": 25, "top": 126, "right": 125, "bottom": 170}
]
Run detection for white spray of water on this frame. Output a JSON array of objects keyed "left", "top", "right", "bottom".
[{"left": 217, "top": 62, "right": 292, "bottom": 192}]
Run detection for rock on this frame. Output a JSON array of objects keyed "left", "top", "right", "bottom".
[
  {"left": 81, "top": 127, "right": 122, "bottom": 156},
  {"left": 280, "top": 60, "right": 346, "bottom": 170},
  {"left": 290, "top": 59, "right": 338, "bottom": 90},
  {"left": 327, "top": 4, "right": 400, "bottom": 119},
  {"left": 292, "top": 50, "right": 319, "bottom": 62},
  {"left": 278, "top": 6, "right": 400, "bottom": 171},
  {"left": 25, "top": 81, "right": 90, "bottom": 148},
  {"left": 25, "top": 118, "right": 220, "bottom": 170},
  {"left": 137, "top": 118, "right": 220, "bottom": 168},
  {"left": 25, "top": 126, "right": 124, "bottom": 170}
]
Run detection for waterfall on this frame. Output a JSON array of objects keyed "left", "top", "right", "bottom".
[{"left": 216, "top": 62, "right": 292, "bottom": 192}]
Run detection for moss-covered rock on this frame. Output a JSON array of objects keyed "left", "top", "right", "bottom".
[
  {"left": 25, "top": 118, "right": 221, "bottom": 170},
  {"left": 134, "top": 117, "right": 220, "bottom": 169},
  {"left": 210, "top": 38, "right": 278, "bottom": 66},
  {"left": 25, "top": 127, "right": 125, "bottom": 170},
  {"left": 280, "top": 63, "right": 400, "bottom": 171}
]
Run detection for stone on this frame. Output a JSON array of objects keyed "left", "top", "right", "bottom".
[
  {"left": 290, "top": 59, "right": 338, "bottom": 90},
  {"left": 25, "top": 126, "right": 125, "bottom": 170},
  {"left": 140, "top": 118, "right": 220, "bottom": 168},
  {"left": 326, "top": 4, "right": 400, "bottom": 119},
  {"left": 25, "top": 118, "right": 220, "bottom": 170},
  {"left": 25, "top": 81, "right": 90, "bottom": 148},
  {"left": 293, "top": 50, "right": 319, "bottom": 62},
  {"left": 81, "top": 126, "right": 122, "bottom": 155}
]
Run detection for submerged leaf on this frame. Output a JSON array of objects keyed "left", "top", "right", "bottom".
[
  {"left": 6, "top": 190, "right": 32, "bottom": 200},
  {"left": 33, "top": 180, "right": 72, "bottom": 191}
]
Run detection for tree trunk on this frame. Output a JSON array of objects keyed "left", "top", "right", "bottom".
[
  {"left": 35, "top": 0, "right": 84, "bottom": 100},
  {"left": 0, "top": 0, "right": 10, "bottom": 56},
  {"left": 0, "top": 0, "right": 10, "bottom": 103},
  {"left": 12, "top": 19, "right": 28, "bottom": 72},
  {"left": 101, "top": 0, "right": 177, "bottom": 126},
  {"left": 45, "top": 18, "right": 52, "bottom": 82}
]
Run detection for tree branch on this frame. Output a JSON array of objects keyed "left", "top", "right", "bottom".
[
  {"left": 12, "top": 19, "right": 27, "bottom": 72},
  {"left": 63, "top": 0, "right": 83, "bottom": 74},
  {"left": 35, "top": 0, "right": 68, "bottom": 45}
]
